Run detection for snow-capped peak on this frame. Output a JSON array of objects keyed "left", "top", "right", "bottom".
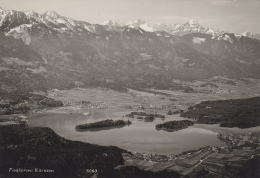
[
  {"left": 102, "top": 20, "right": 119, "bottom": 26},
  {"left": 241, "top": 31, "right": 252, "bottom": 37},
  {"left": 0, "top": 7, "right": 4, "bottom": 12},
  {"left": 127, "top": 18, "right": 146, "bottom": 26},
  {"left": 23, "top": 10, "right": 38, "bottom": 17},
  {"left": 188, "top": 19, "right": 199, "bottom": 27},
  {"left": 139, "top": 23, "right": 153, "bottom": 32},
  {"left": 127, "top": 24, "right": 135, "bottom": 28},
  {"left": 126, "top": 19, "right": 154, "bottom": 32},
  {"left": 241, "top": 31, "right": 260, "bottom": 40},
  {"left": 43, "top": 11, "right": 61, "bottom": 18},
  {"left": 134, "top": 18, "right": 146, "bottom": 24}
]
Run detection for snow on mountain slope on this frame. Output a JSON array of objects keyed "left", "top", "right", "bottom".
[
  {"left": 42, "top": 11, "right": 77, "bottom": 29},
  {"left": 0, "top": 7, "right": 260, "bottom": 92},
  {"left": 102, "top": 20, "right": 119, "bottom": 26},
  {"left": 217, "top": 34, "right": 237, "bottom": 43},
  {"left": 127, "top": 19, "right": 146, "bottom": 27},
  {"left": 140, "top": 23, "right": 153, "bottom": 32},
  {"left": 125, "top": 19, "right": 223, "bottom": 36},
  {"left": 1, "top": 7, "right": 259, "bottom": 49},
  {"left": 242, "top": 31, "right": 260, "bottom": 40},
  {"left": 193, "top": 37, "right": 206, "bottom": 44},
  {"left": 127, "top": 19, "right": 153, "bottom": 32},
  {"left": 43, "top": 11, "right": 61, "bottom": 19},
  {"left": 2, "top": 6, "right": 258, "bottom": 43},
  {"left": 23, "top": 10, "right": 37, "bottom": 16},
  {"left": 6, "top": 24, "right": 32, "bottom": 45},
  {"left": 188, "top": 19, "right": 199, "bottom": 27}
]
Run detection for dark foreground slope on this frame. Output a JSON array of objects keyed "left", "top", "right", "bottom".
[
  {"left": 224, "top": 155, "right": 260, "bottom": 178},
  {"left": 180, "top": 97, "right": 260, "bottom": 128},
  {"left": 0, "top": 125, "right": 180, "bottom": 178}
]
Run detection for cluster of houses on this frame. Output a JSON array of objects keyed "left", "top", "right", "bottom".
[
  {"left": 131, "top": 152, "right": 175, "bottom": 163},
  {"left": 129, "top": 104, "right": 177, "bottom": 110},
  {"left": 212, "top": 88, "right": 236, "bottom": 94},
  {"left": 218, "top": 132, "right": 260, "bottom": 150},
  {"left": 130, "top": 146, "right": 223, "bottom": 163},
  {"left": 64, "top": 101, "right": 113, "bottom": 110},
  {"left": 47, "top": 89, "right": 64, "bottom": 97}
]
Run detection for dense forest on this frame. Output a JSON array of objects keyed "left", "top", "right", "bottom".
[
  {"left": 75, "top": 119, "right": 131, "bottom": 131},
  {"left": 224, "top": 155, "right": 260, "bottom": 178},
  {"left": 156, "top": 120, "right": 194, "bottom": 131},
  {"left": 180, "top": 97, "right": 260, "bottom": 128}
]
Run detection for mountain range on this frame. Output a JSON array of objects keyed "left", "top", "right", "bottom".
[
  {"left": 103, "top": 18, "right": 260, "bottom": 40},
  {"left": 0, "top": 8, "right": 260, "bottom": 93}
]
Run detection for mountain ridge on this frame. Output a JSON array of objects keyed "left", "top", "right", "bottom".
[
  {"left": 1, "top": 8, "right": 259, "bottom": 39},
  {"left": 0, "top": 8, "right": 260, "bottom": 93}
]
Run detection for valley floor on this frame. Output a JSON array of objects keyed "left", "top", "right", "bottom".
[{"left": 1, "top": 78, "right": 260, "bottom": 177}]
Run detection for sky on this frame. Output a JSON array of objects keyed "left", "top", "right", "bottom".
[{"left": 0, "top": 0, "right": 260, "bottom": 34}]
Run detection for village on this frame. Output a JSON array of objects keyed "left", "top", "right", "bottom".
[
  {"left": 122, "top": 131, "right": 260, "bottom": 176},
  {"left": 218, "top": 132, "right": 260, "bottom": 150},
  {"left": 129, "top": 146, "right": 223, "bottom": 163}
]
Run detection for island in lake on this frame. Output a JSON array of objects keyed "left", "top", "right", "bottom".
[
  {"left": 126, "top": 112, "right": 165, "bottom": 119},
  {"left": 156, "top": 120, "right": 194, "bottom": 132},
  {"left": 75, "top": 119, "right": 131, "bottom": 131},
  {"left": 125, "top": 112, "right": 165, "bottom": 122}
]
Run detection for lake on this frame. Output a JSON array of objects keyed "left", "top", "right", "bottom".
[{"left": 28, "top": 112, "right": 225, "bottom": 155}]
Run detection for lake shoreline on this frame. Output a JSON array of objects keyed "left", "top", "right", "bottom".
[{"left": 2, "top": 86, "right": 260, "bottom": 177}]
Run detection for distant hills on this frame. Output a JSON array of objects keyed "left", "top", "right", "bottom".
[{"left": 0, "top": 8, "right": 260, "bottom": 93}]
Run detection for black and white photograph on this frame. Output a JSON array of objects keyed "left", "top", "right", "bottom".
[{"left": 0, "top": 0, "right": 259, "bottom": 177}]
